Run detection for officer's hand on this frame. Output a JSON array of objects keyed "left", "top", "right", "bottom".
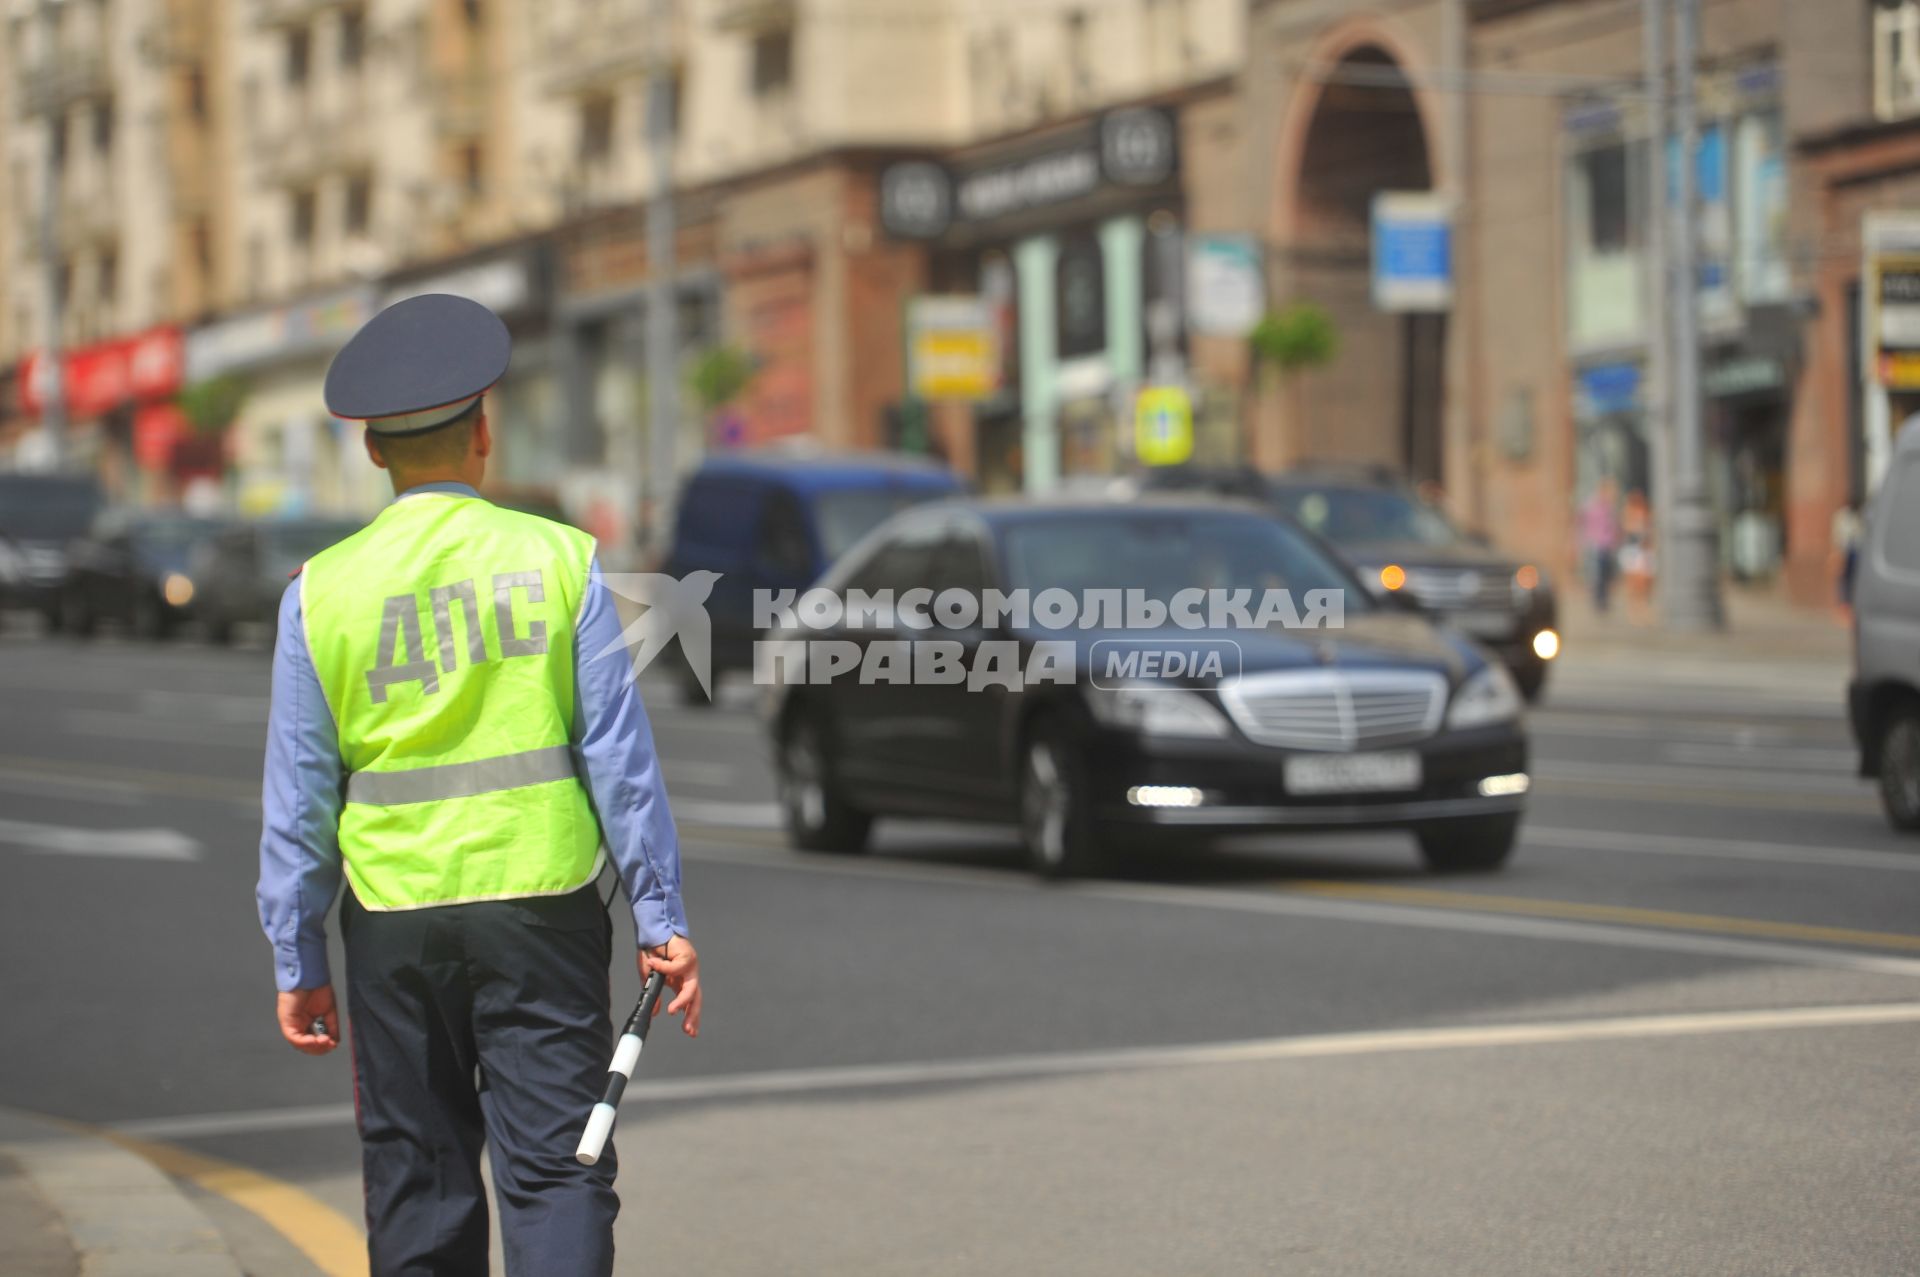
[
  {"left": 277, "top": 986, "right": 340, "bottom": 1055},
  {"left": 640, "top": 936, "right": 701, "bottom": 1038}
]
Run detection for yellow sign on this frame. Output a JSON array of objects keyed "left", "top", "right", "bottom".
[
  {"left": 1134, "top": 386, "right": 1194, "bottom": 466},
  {"left": 907, "top": 296, "right": 996, "bottom": 401},
  {"left": 1881, "top": 351, "right": 1920, "bottom": 391}
]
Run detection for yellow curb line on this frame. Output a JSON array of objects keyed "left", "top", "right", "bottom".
[
  {"left": 106, "top": 1132, "right": 367, "bottom": 1277},
  {"left": 1285, "top": 881, "right": 1920, "bottom": 953}
]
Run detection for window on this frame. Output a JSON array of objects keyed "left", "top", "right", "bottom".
[
  {"left": 751, "top": 29, "right": 792, "bottom": 97},
  {"left": 345, "top": 173, "right": 372, "bottom": 235},
  {"left": 459, "top": 141, "right": 484, "bottom": 194},
  {"left": 461, "top": 0, "right": 483, "bottom": 27},
  {"left": 1876, "top": 0, "right": 1920, "bottom": 121},
  {"left": 1064, "top": 9, "right": 1091, "bottom": 102},
  {"left": 291, "top": 187, "right": 316, "bottom": 246},
  {"left": 1578, "top": 143, "right": 1629, "bottom": 253},
  {"left": 50, "top": 114, "right": 67, "bottom": 168},
  {"left": 184, "top": 65, "right": 207, "bottom": 122},
  {"left": 91, "top": 99, "right": 113, "bottom": 154},
  {"left": 97, "top": 249, "right": 116, "bottom": 303},
  {"left": 286, "top": 27, "right": 310, "bottom": 86},
  {"left": 579, "top": 95, "right": 614, "bottom": 164},
  {"left": 190, "top": 218, "right": 212, "bottom": 273},
  {"left": 1566, "top": 137, "right": 1645, "bottom": 348},
  {"left": 339, "top": 6, "right": 364, "bottom": 70},
  {"left": 1054, "top": 230, "right": 1107, "bottom": 360}
]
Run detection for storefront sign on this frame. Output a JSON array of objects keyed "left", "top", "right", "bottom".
[
  {"left": 878, "top": 108, "right": 1179, "bottom": 241},
  {"left": 1575, "top": 361, "right": 1641, "bottom": 417},
  {"left": 1185, "top": 236, "right": 1263, "bottom": 337},
  {"left": 907, "top": 295, "right": 997, "bottom": 401},
  {"left": 1863, "top": 213, "right": 1920, "bottom": 388},
  {"left": 133, "top": 402, "right": 189, "bottom": 470},
  {"left": 1371, "top": 192, "right": 1452, "bottom": 312},
  {"left": 18, "top": 327, "right": 184, "bottom": 418},
  {"left": 1134, "top": 385, "right": 1194, "bottom": 466},
  {"left": 186, "top": 286, "right": 374, "bottom": 380},
  {"left": 1703, "top": 353, "right": 1785, "bottom": 398}
]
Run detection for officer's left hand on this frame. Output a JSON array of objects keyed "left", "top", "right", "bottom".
[
  {"left": 640, "top": 936, "right": 701, "bottom": 1038},
  {"left": 277, "top": 986, "right": 340, "bottom": 1055}
]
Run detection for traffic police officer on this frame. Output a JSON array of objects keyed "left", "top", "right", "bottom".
[{"left": 256, "top": 293, "right": 701, "bottom": 1276}]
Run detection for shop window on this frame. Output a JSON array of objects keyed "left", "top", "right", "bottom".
[
  {"left": 1876, "top": 0, "right": 1920, "bottom": 121},
  {"left": 1055, "top": 230, "right": 1107, "bottom": 361},
  {"left": 579, "top": 94, "right": 615, "bottom": 164},
  {"left": 751, "top": 29, "right": 792, "bottom": 98},
  {"left": 1565, "top": 138, "right": 1644, "bottom": 349},
  {"left": 340, "top": 6, "right": 365, "bottom": 71}
]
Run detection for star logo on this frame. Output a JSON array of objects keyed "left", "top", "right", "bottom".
[{"left": 593, "top": 571, "right": 723, "bottom": 699}]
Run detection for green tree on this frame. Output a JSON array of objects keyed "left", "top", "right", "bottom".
[
  {"left": 177, "top": 375, "right": 249, "bottom": 438},
  {"left": 1249, "top": 302, "right": 1339, "bottom": 374},
  {"left": 686, "top": 346, "right": 757, "bottom": 419}
]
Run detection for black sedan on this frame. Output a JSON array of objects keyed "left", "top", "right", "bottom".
[
  {"left": 0, "top": 473, "right": 103, "bottom": 625},
  {"left": 190, "top": 517, "right": 364, "bottom": 643},
  {"left": 59, "top": 510, "right": 230, "bottom": 640},
  {"left": 766, "top": 498, "right": 1529, "bottom": 877}
]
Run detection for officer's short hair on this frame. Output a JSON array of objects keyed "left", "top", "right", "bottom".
[{"left": 369, "top": 397, "right": 483, "bottom": 471}]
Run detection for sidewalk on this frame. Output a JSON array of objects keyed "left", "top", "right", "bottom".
[
  {"left": 0, "top": 1108, "right": 244, "bottom": 1277},
  {"left": 1556, "top": 583, "right": 1850, "bottom": 668}
]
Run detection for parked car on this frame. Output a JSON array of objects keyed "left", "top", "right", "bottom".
[
  {"left": 662, "top": 450, "right": 965, "bottom": 699},
  {"left": 1850, "top": 423, "right": 1920, "bottom": 832},
  {"left": 767, "top": 496, "right": 1530, "bottom": 877},
  {"left": 190, "top": 517, "right": 365, "bottom": 643},
  {"left": 59, "top": 510, "right": 230, "bottom": 640},
  {"left": 1262, "top": 468, "right": 1559, "bottom": 699},
  {"left": 0, "top": 473, "right": 103, "bottom": 626}
]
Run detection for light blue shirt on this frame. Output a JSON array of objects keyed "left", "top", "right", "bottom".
[{"left": 256, "top": 482, "right": 689, "bottom": 992}]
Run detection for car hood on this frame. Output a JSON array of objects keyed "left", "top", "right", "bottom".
[{"left": 1033, "top": 611, "right": 1480, "bottom": 685}]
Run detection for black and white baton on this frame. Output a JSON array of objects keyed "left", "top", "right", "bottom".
[{"left": 576, "top": 971, "right": 667, "bottom": 1166}]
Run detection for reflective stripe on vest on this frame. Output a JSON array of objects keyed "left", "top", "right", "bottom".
[{"left": 300, "top": 494, "right": 603, "bottom": 911}]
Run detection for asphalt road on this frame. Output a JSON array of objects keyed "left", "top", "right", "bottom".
[{"left": 0, "top": 622, "right": 1915, "bottom": 1275}]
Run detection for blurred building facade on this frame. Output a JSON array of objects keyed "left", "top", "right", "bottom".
[{"left": 0, "top": 0, "right": 1907, "bottom": 603}]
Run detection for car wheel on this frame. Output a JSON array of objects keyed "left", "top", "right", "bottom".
[
  {"left": 130, "top": 592, "right": 172, "bottom": 641},
  {"left": 1879, "top": 711, "right": 1920, "bottom": 833},
  {"left": 779, "top": 712, "right": 872, "bottom": 854},
  {"left": 1020, "top": 720, "right": 1103, "bottom": 879},
  {"left": 1416, "top": 813, "right": 1520, "bottom": 873},
  {"left": 60, "top": 588, "right": 95, "bottom": 638}
]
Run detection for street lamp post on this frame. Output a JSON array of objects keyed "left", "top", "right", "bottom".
[
  {"left": 643, "top": 0, "right": 679, "bottom": 554},
  {"left": 37, "top": 0, "right": 68, "bottom": 469},
  {"left": 1662, "top": 0, "right": 1725, "bottom": 630}
]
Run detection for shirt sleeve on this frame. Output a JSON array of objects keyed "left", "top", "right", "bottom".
[
  {"left": 572, "top": 557, "right": 690, "bottom": 948},
  {"left": 256, "top": 579, "right": 346, "bottom": 992}
]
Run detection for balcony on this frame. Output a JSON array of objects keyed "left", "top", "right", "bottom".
[
  {"left": 251, "top": 0, "right": 347, "bottom": 29},
  {"left": 539, "top": 3, "right": 684, "bottom": 96},
  {"left": 21, "top": 47, "right": 112, "bottom": 115},
  {"left": 712, "top": 0, "right": 795, "bottom": 34},
  {"left": 250, "top": 97, "right": 373, "bottom": 186}
]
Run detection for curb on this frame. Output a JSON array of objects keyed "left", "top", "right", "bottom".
[{"left": 0, "top": 1108, "right": 244, "bottom": 1277}]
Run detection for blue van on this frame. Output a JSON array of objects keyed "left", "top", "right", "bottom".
[{"left": 662, "top": 451, "right": 964, "bottom": 699}]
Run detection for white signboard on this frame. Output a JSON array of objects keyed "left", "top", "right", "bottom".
[{"left": 1185, "top": 236, "right": 1264, "bottom": 337}]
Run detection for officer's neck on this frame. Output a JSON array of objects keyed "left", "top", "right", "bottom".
[{"left": 390, "top": 465, "right": 484, "bottom": 498}]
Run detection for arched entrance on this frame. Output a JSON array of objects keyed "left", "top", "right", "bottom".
[{"left": 1278, "top": 44, "right": 1445, "bottom": 487}]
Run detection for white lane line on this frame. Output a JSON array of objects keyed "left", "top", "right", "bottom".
[
  {"left": 677, "top": 840, "right": 1920, "bottom": 979},
  {"left": 675, "top": 799, "right": 780, "bottom": 827},
  {"left": 1524, "top": 826, "right": 1920, "bottom": 873},
  {"left": 1532, "top": 758, "right": 1867, "bottom": 796},
  {"left": 111, "top": 1000, "right": 1920, "bottom": 1141},
  {"left": 662, "top": 760, "right": 740, "bottom": 787},
  {"left": 0, "top": 817, "right": 201, "bottom": 860},
  {"left": 0, "top": 768, "right": 144, "bottom": 807},
  {"left": 1658, "top": 741, "right": 1858, "bottom": 770},
  {"left": 60, "top": 709, "right": 265, "bottom": 749}
]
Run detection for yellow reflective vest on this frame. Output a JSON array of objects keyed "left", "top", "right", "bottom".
[{"left": 301, "top": 491, "right": 603, "bottom": 910}]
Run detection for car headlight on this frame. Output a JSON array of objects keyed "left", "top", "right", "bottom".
[
  {"left": 162, "top": 572, "right": 195, "bottom": 607},
  {"left": 1084, "top": 683, "right": 1232, "bottom": 739},
  {"left": 1447, "top": 663, "right": 1523, "bottom": 729}
]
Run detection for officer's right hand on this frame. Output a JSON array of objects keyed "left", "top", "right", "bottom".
[
  {"left": 640, "top": 936, "right": 701, "bottom": 1038},
  {"left": 276, "top": 986, "right": 340, "bottom": 1056}
]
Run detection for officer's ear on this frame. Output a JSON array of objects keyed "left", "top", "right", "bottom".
[
  {"left": 473, "top": 411, "right": 492, "bottom": 461},
  {"left": 364, "top": 430, "right": 389, "bottom": 471}
]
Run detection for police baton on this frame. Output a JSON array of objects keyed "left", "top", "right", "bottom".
[{"left": 576, "top": 971, "right": 667, "bottom": 1166}]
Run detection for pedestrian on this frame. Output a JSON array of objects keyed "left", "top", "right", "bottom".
[
  {"left": 256, "top": 294, "right": 701, "bottom": 1277},
  {"left": 1832, "top": 497, "right": 1864, "bottom": 619},
  {"left": 1578, "top": 476, "right": 1621, "bottom": 615},
  {"left": 1618, "top": 487, "right": 1655, "bottom": 625}
]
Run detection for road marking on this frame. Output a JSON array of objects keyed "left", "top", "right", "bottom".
[
  {"left": 1285, "top": 880, "right": 1920, "bottom": 953},
  {"left": 675, "top": 800, "right": 781, "bottom": 828},
  {"left": 111, "top": 1133, "right": 365, "bottom": 1277},
  {"left": 1532, "top": 767, "right": 1872, "bottom": 813},
  {"left": 672, "top": 832, "right": 1920, "bottom": 979},
  {"left": 0, "top": 766, "right": 144, "bottom": 806},
  {"left": 1534, "top": 758, "right": 1864, "bottom": 796},
  {"left": 662, "top": 759, "right": 739, "bottom": 787},
  {"left": 1658, "top": 741, "right": 1858, "bottom": 769},
  {"left": 111, "top": 1000, "right": 1920, "bottom": 1141},
  {"left": 1524, "top": 825, "right": 1920, "bottom": 873},
  {"left": 0, "top": 816, "right": 201, "bottom": 860},
  {"left": 0, "top": 754, "right": 258, "bottom": 804},
  {"left": 61, "top": 708, "right": 265, "bottom": 749}
]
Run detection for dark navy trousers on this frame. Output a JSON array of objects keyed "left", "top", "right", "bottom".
[{"left": 342, "top": 884, "right": 619, "bottom": 1277}]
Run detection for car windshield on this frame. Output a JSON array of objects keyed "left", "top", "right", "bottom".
[
  {"left": 815, "top": 487, "right": 949, "bottom": 560},
  {"left": 260, "top": 523, "right": 360, "bottom": 577},
  {"left": 133, "top": 518, "right": 226, "bottom": 555},
  {"left": 1272, "top": 485, "right": 1464, "bottom": 549},
  {"left": 0, "top": 477, "right": 102, "bottom": 541},
  {"left": 999, "top": 510, "right": 1368, "bottom": 618}
]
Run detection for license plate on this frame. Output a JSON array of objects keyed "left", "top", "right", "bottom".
[
  {"left": 1451, "top": 610, "right": 1515, "bottom": 639},
  {"left": 1284, "top": 751, "right": 1423, "bottom": 795}
]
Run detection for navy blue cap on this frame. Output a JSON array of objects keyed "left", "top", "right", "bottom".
[{"left": 324, "top": 294, "right": 510, "bottom": 435}]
